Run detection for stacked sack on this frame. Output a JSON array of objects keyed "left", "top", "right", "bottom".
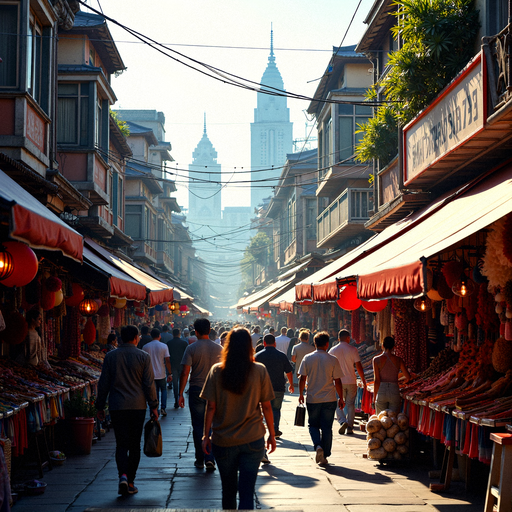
[{"left": 366, "top": 409, "right": 409, "bottom": 460}]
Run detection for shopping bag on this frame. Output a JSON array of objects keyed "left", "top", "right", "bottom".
[
  {"left": 294, "top": 404, "right": 306, "bottom": 427},
  {"left": 143, "top": 417, "right": 162, "bottom": 457}
]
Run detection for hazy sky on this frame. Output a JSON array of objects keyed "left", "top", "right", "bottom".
[{"left": 81, "top": 0, "right": 373, "bottom": 209}]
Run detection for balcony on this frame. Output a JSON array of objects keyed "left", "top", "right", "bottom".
[
  {"left": 157, "top": 249, "right": 174, "bottom": 274},
  {"left": 132, "top": 241, "right": 157, "bottom": 264},
  {"left": 316, "top": 162, "right": 371, "bottom": 198},
  {"left": 317, "top": 188, "right": 372, "bottom": 248}
]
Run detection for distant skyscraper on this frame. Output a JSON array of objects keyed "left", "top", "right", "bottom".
[
  {"left": 187, "top": 115, "right": 222, "bottom": 242},
  {"left": 250, "top": 28, "right": 293, "bottom": 211}
]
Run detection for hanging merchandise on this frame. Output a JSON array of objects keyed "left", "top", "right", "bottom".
[
  {"left": 45, "top": 276, "right": 62, "bottom": 292},
  {"left": 82, "top": 318, "right": 96, "bottom": 345},
  {"left": 0, "top": 242, "right": 39, "bottom": 288},
  {"left": 475, "top": 283, "right": 500, "bottom": 334},
  {"left": 53, "top": 289, "right": 64, "bottom": 307},
  {"left": 436, "top": 271, "right": 454, "bottom": 299},
  {"left": 114, "top": 298, "right": 126, "bottom": 309},
  {"left": 442, "top": 260, "right": 464, "bottom": 288},
  {"left": 472, "top": 259, "right": 488, "bottom": 284},
  {"left": 351, "top": 309, "right": 360, "bottom": 343},
  {"left": 481, "top": 216, "right": 512, "bottom": 288},
  {"left": 40, "top": 287, "right": 56, "bottom": 311}
]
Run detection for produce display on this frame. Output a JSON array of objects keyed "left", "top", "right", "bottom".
[{"left": 367, "top": 409, "right": 409, "bottom": 460}]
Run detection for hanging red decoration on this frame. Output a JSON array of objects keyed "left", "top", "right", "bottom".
[
  {"left": 82, "top": 318, "right": 96, "bottom": 345},
  {"left": 0, "top": 311, "right": 28, "bottom": 344},
  {"left": 0, "top": 242, "right": 38, "bottom": 288},
  {"left": 0, "top": 245, "right": 14, "bottom": 280},
  {"left": 41, "top": 289, "right": 56, "bottom": 311},
  {"left": 45, "top": 276, "right": 62, "bottom": 292},
  {"left": 66, "top": 283, "right": 84, "bottom": 307},
  {"left": 97, "top": 304, "right": 110, "bottom": 317},
  {"left": 179, "top": 304, "right": 189, "bottom": 312},
  {"left": 361, "top": 298, "right": 388, "bottom": 313},
  {"left": 336, "top": 283, "right": 361, "bottom": 311},
  {"left": 78, "top": 298, "right": 99, "bottom": 316},
  {"left": 442, "top": 260, "right": 464, "bottom": 287},
  {"left": 300, "top": 300, "right": 313, "bottom": 306}
]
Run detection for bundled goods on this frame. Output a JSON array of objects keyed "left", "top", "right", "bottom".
[
  {"left": 421, "top": 348, "right": 459, "bottom": 379},
  {"left": 367, "top": 410, "right": 409, "bottom": 460}
]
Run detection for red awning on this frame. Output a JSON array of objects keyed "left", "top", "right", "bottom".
[
  {"left": 0, "top": 169, "right": 83, "bottom": 261},
  {"left": 83, "top": 246, "right": 147, "bottom": 300},
  {"left": 85, "top": 239, "right": 173, "bottom": 306}
]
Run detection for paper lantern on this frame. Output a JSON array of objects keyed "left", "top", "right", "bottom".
[
  {"left": 97, "top": 304, "right": 110, "bottom": 317},
  {"left": 0, "top": 245, "right": 14, "bottom": 280},
  {"left": 179, "top": 305, "right": 189, "bottom": 312},
  {"left": 66, "top": 283, "right": 84, "bottom": 307},
  {"left": 452, "top": 276, "right": 476, "bottom": 297},
  {"left": 114, "top": 298, "right": 126, "bottom": 309},
  {"left": 53, "top": 289, "right": 64, "bottom": 307},
  {"left": 79, "top": 298, "right": 99, "bottom": 316},
  {"left": 427, "top": 288, "right": 443, "bottom": 301},
  {"left": 361, "top": 299, "right": 388, "bottom": 313},
  {"left": 336, "top": 283, "right": 361, "bottom": 311},
  {"left": 41, "top": 289, "right": 56, "bottom": 311},
  {"left": 414, "top": 296, "right": 432, "bottom": 312},
  {"left": 94, "top": 298, "right": 102, "bottom": 308},
  {"left": 82, "top": 318, "right": 96, "bottom": 345},
  {"left": 0, "top": 242, "right": 38, "bottom": 287}
]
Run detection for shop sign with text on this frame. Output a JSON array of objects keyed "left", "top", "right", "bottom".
[{"left": 404, "top": 53, "right": 485, "bottom": 186}]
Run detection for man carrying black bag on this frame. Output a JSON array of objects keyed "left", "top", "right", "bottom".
[{"left": 96, "top": 325, "right": 159, "bottom": 496}]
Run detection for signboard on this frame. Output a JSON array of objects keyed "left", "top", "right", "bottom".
[{"left": 403, "top": 53, "right": 485, "bottom": 186}]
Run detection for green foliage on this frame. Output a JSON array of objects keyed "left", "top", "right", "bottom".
[
  {"left": 239, "top": 232, "right": 272, "bottom": 295},
  {"left": 110, "top": 109, "right": 130, "bottom": 137},
  {"left": 356, "top": 0, "right": 480, "bottom": 164},
  {"left": 64, "top": 393, "right": 97, "bottom": 418}
]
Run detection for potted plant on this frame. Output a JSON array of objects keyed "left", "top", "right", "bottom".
[{"left": 64, "top": 394, "right": 96, "bottom": 455}]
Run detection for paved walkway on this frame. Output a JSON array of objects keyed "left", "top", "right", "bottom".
[{"left": 11, "top": 391, "right": 486, "bottom": 511}]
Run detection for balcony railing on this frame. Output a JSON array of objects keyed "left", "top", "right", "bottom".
[
  {"left": 317, "top": 188, "right": 372, "bottom": 246},
  {"left": 483, "top": 23, "right": 512, "bottom": 112},
  {"left": 157, "top": 250, "right": 174, "bottom": 273}
]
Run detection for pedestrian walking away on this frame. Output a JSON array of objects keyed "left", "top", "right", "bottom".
[
  {"left": 298, "top": 331, "right": 344, "bottom": 466},
  {"left": 167, "top": 328, "right": 188, "bottom": 408},
  {"left": 274, "top": 326, "right": 291, "bottom": 355},
  {"left": 179, "top": 318, "right": 222, "bottom": 470},
  {"left": 96, "top": 325, "right": 159, "bottom": 496},
  {"left": 255, "top": 333, "right": 294, "bottom": 442},
  {"left": 329, "top": 329, "right": 367, "bottom": 435},
  {"left": 291, "top": 329, "right": 314, "bottom": 384},
  {"left": 201, "top": 327, "right": 276, "bottom": 510},
  {"left": 372, "top": 336, "right": 411, "bottom": 414},
  {"left": 143, "top": 328, "right": 172, "bottom": 416}
]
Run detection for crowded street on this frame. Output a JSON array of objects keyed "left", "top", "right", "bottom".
[{"left": 11, "top": 388, "right": 484, "bottom": 512}]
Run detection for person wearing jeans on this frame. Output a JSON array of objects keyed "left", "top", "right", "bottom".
[
  {"left": 298, "top": 331, "right": 344, "bottom": 466},
  {"left": 202, "top": 327, "right": 275, "bottom": 510},
  {"left": 329, "top": 329, "right": 366, "bottom": 435},
  {"left": 179, "top": 318, "right": 222, "bottom": 470},
  {"left": 96, "top": 325, "right": 158, "bottom": 496}
]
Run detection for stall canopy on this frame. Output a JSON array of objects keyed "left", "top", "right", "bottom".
[
  {"left": 0, "top": 169, "right": 83, "bottom": 261},
  {"left": 85, "top": 239, "right": 174, "bottom": 306},
  {"left": 269, "top": 286, "right": 295, "bottom": 312},
  {"left": 83, "top": 246, "right": 147, "bottom": 300},
  {"left": 298, "top": 162, "right": 512, "bottom": 302},
  {"left": 240, "top": 276, "right": 296, "bottom": 313}
]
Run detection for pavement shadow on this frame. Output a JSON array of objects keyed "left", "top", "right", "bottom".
[
  {"left": 323, "top": 464, "right": 393, "bottom": 484},
  {"left": 259, "top": 465, "right": 319, "bottom": 488}
]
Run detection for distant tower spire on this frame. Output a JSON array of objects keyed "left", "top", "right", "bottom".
[
  {"left": 203, "top": 112, "right": 207, "bottom": 134},
  {"left": 269, "top": 24, "right": 275, "bottom": 62}
]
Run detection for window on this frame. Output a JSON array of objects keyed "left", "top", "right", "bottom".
[
  {"left": 125, "top": 205, "right": 142, "bottom": 238},
  {"left": 338, "top": 104, "right": 372, "bottom": 162},
  {"left": 488, "top": 0, "right": 508, "bottom": 35},
  {"left": 27, "top": 13, "right": 42, "bottom": 103},
  {"left": 319, "top": 117, "right": 332, "bottom": 172},
  {"left": 0, "top": 3, "right": 19, "bottom": 88},
  {"left": 288, "top": 194, "right": 296, "bottom": 244},
  {"left": 57, "top": 83, "right": 89, "bottom": 145},
  {"left": 306, "top": 198, "right": 316, "bottom": 239}
]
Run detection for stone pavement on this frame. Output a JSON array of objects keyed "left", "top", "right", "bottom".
[{"left": 11, "top": 390, "right": 486, "bottom": 511}]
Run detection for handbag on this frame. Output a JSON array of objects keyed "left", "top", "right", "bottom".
[
  {"left": 294, "top": 404, "right": 306, "bottom": 427},
  {"left": 143, "top": 417, "right": 162, "bottom": 457}
]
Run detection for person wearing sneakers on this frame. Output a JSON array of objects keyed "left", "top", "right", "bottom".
[
  {"left": 179, "top": 318, "right": 222, "bottom": 470},
  {"left": 96, "top": 325, "right": 158, "bottom": 496},
  {"left": 329, "top": 329, "right": 367, "bottom": 435},
  {"left": 298, "top": 331, "right": 344, "bottom": 466},
  {"left": 143, "top": 328, "right": 172, "bottom": 416}
]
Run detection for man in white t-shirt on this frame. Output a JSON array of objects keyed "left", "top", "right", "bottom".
[
  {"left": 143, "top": 328, "right": 172, "bottom": 416},
  {"left": 298, "top": 331, "right": 344, "bottom": 466},
  {"left": 274, "top": 326, "right": 291, "bottom": 355},
  {"left": 329, "top": 329, "right": 366, "bottom": 435},
  {"left": 250, "top": 326, "right": 261, "bottom": 348}
]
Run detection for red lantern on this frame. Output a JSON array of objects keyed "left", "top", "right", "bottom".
[
  {"left": 45, "top": 276, "right": 62, "bottom": 292},
  {"left": 336, "top": 283, "right": 361, "bottom": 311},
  {"left": 1, "top": 242, "right": 38, "bottom": 287},
  {"left": 361, "top": 298, "right": 388, "bottom": 313},
  {"left": 0, "top": 245, "right": 14, "bottom": 280},
  {"left": 179, "top": 305, "right": 189, "bottom": 312},
  {"left": 66, "top": 283, "right": 84, "bottom": 307},
  {"left": 41, "top": 289, "right": 56, "bottom": 311},
  {"left": 82, "top": 318, "right": 96, "bottom": 345},
  {"left": 79, "top": 298, "right": 99, "bottom": 316}
]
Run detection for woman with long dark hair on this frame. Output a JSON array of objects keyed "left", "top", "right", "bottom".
[{"left": 201, "top": 327, "right": 276, "bottom": 510}]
